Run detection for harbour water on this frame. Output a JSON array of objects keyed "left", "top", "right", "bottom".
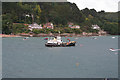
[{"left": 2, "top": 36, "right": 118, "bottom": 78}]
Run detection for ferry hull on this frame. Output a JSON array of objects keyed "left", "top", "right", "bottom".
[{"left": 45, "top": 42, "right": 76, "bottom": 47}]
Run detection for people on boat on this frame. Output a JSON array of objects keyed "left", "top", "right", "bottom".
[
  {"left": 54, "top": 37, "right": 57, "bottom": 41},
  {"left": 67, "top": 38, "right": 70, "bottom": 42}
]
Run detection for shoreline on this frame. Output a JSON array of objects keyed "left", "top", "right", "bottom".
[
  {"left": 0, "top": 34, "right": 21, "bottom": 37},
  {"left": 0, "top": 33, "right": 114, "bottom": 37}
]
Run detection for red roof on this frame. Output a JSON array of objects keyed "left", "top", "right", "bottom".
[{"left": 24, "top": 24, "right": 29, "bottom": 26}]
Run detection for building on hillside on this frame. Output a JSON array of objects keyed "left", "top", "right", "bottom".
[
  {"left": 24, "top": 24, "right": 29, "bottom": 26},
  {"left": 82, "top": 32, "right": 87, "bottom": 36},
  {"left": 68, "top": 22, "right": 80, "bottom": 29},
  {"left": 91, "top": 24, "right": 100, "bottom": 30},
  {"left": 68, "top": 22, "right": 74, "bottom": 27},
  {"left": 28, "top": 23, "right": 42, "bottom": 31},
  {"left": 98, "top": 30, "right": 107, "bottom": 35},
  {"left": 43, "top": 22, "right": 54, "bottom": 29},
  {"left": 70, "top": 25, "right": 80, "bottom": 29}
]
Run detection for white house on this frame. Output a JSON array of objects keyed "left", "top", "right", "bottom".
[
  {"left": 26, "top": 14, "right": 30, "bottom": 17},
  {"left": 28, "top": 23, "right": 42, "bottom": 31},
  {"left": 98, "top": 30, "right": 107, "bottom": 35},
  {"left": 92, "top": 24, "right": 100, "bottom": 30},
  {"left": 71, "top": 25, "right": 80, "bottom": 29},
  {"left": 68, "top": 22, "right": 80, "bottom": 29}
]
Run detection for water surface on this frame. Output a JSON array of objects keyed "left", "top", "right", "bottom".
[{"left": 2, "top": 36, "right": 118, "bottom": 78}]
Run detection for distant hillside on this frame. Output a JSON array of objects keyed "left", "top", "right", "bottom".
[
  {"left": 2, "top": 2, "right": 119, "bottom": 35},
  {"left": 99, "top": 12, "right": 118, "bottom": 22}
]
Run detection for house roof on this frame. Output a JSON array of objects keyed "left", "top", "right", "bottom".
[{"left": 29, "top": 23, "right": 42, "bottom": 28}]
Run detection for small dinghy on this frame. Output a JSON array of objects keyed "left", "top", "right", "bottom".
[
  {"left": 93, "top": 37, "right": 97, "bottom": 39},
  {"left": 112, "top": 37, "right": 115, "bottom": 39},
  {"left": 45, "top": 36, "right": 76, "bottom": 47},
  {"left": 23, "top": 37, "right": 29, "bottom": 40}
]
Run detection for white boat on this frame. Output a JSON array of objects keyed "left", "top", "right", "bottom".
[
  {"left": 23, "top": 37, "right": 29, "bottom": 40},
  {"left": 112, "top": 37, "right": 115, "bottom": 39},
  {"left": 93, "top": 37, "right": 97, "bottom": 39},
  {"left": 109, "top": 48, "right": 120, "bottom": 52},
  {"left": 45, "top": 36, "right": 76, "bottom": 47}
]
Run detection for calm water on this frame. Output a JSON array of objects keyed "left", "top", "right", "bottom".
[{"left": 2, "top": 36, "right": 118, "bottom": 78}]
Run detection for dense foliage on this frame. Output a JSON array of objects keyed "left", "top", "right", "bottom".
[{"left": 2, "top": 2, "right": 119, "bottom": 35}]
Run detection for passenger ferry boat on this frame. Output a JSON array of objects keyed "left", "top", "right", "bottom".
[{"left": 45, "top": 36, "right": 76, "bottom": 47}]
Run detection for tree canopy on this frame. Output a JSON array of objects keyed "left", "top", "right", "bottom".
[{"left": 2, "top": 2, "right": 119, "bottom": 35}]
